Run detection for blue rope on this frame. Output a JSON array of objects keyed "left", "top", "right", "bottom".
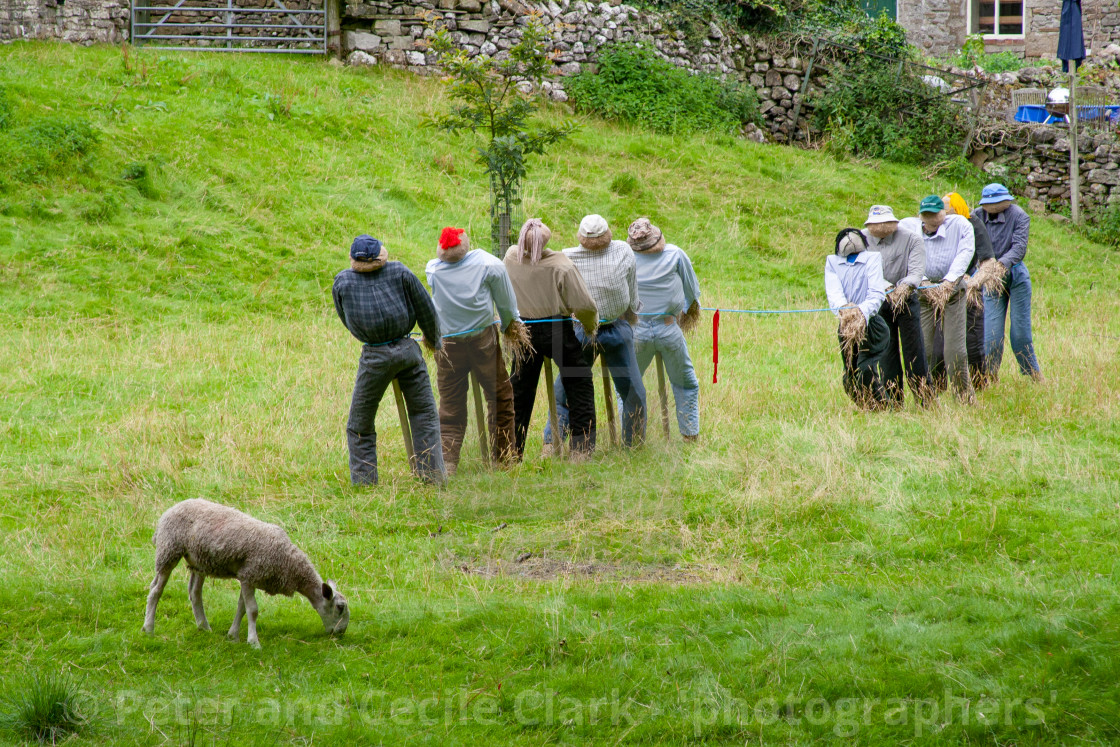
[
  {"left": 364, "top": 336, "right": 407, "bottom": 347},
  {"left": 640, "top": 284, "right": 946, "bottom": 317},
  {"left": 419, "top": 285, "right": 950, "bottom": 337},
  {"left": 442, "top": 321, "right": 499, "bottom": 339}
]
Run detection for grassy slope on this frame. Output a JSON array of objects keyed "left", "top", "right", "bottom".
[{"left": 1, "top": 42, "right": 1119, "bottom": 744}]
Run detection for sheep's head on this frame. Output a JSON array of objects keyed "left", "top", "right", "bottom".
[{"left": 319, "top": 581, "right": 349, "bottom": 636}]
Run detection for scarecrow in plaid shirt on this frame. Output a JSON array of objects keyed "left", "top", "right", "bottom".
[
  {"left": 332, "top": 235, "right": 445, "bottom": 486},
  {"left": 542, "top": 214, "right": 647, "bottom": 450}
]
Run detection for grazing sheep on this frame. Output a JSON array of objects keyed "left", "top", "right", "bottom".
[{"left": 142, "top": 499, "right": 349, "bottom": 648}]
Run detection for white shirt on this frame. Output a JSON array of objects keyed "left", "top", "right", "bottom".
[{"left": 824, "top": 251, "right": 886, "bottom": 322}]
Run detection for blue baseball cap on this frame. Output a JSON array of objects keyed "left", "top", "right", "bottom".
[
  {"left": 979, "top": 183, "right": 1015, "bottom": 205},
  {"left": 350, "top": 234, "right": 383, "bottom": 260}
]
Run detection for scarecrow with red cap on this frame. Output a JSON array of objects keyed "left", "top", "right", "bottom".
[
  {"left": 425, "top": 227, "right": 526, "bottom": 473},
  {"left": 332, "top": 235, "right": 445, "bottom": 486}
]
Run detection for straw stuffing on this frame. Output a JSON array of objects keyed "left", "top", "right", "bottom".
[
  {"left": 838, "top": 307, "right": 866, "bottom": 358},
  {"left": 678, "top": 299, "right": 701, "bottom": 333},
  {"left": 922, "top": 281, "right": 954, "bottom": 324},
  {"left": 886, "top": 283, "right": 912, "bottom": 315},
  {"left": 502, "top": 319, "right": 533, "bottom": 371},
  {"left": 966, "top": 258, "right": 1008, "bottom": 310}
]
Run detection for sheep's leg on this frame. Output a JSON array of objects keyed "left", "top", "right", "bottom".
[
  {"left": 188, "top": 571, "right": 210, "bottom": 632},
  {"left": 242, "top": 583, "right": 261, "bottom": 649},
  {"left": 143, "top": 567, "right": 173, "bottom": 635},
  {"left": 227, "top": 590, "right": 246, "bottom": 642}
]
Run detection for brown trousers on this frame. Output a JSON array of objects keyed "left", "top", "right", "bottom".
[{"left": 436, "top": 325, "right": 516, "bottom": 470}]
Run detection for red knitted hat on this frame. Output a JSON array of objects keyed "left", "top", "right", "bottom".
[{"left": 439, "top": 227, "right": 465, "bottom": 250}]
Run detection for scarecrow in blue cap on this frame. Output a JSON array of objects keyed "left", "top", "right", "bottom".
[
  {"left": 974, "top": 183, "right": 1042, "bottom": 381},
  {"left": 332, "top": 235, "right": 446, "bottom": 486}
]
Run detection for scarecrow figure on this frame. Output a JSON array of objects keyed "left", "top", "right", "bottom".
[
  {"left": 543, "top": 214, "right": 647, "bottom": 451},
  {"left": 332, "top": 235, "right": 445, "bottom": 486},
  {"left": 862, "top": 205, "right": 931, "bottom": 407},
  {"left": 825, "top": 229, "right": 889, "bottom": 409},
  {"left": 899, "top": 195, "right": 977, "bottom": 403},
  {"left": 975, "top": 183, "right": 1042, "bottom": 381},
  {"left": 627, "top": 218, "right": 702, "bottom": 440},
  {"left": 425, "top": 227, "right": 524, "bottom": 474},
  {"left": 504, "top": 219, "right": 600, "bottom": 460},
  {"left": 938, "top": 192, "right": 996, "bottom": 390}
]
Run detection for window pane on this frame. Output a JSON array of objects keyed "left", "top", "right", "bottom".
[
  {"left": 978, "top": 2, "right": 996, "bottom": 34},
  {"left": 999, "top": 0, "right": 1023, "bottom": 34}
]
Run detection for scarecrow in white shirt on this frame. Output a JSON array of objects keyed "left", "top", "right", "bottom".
[{"left": 825, "top": 229, "right": 889, "bottom": 409}]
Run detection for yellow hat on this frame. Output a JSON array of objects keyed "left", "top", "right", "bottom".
[{"left": 943, "top": 193, "right": 970, "bottom": 220}]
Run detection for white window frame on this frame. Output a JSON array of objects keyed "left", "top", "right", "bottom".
[{"left": 968, "top": 0, "right": 1025, "bottom": 39}]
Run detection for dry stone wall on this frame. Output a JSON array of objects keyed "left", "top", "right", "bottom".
[
  {"left": 979, "top": 125, "right": 1120, "bottom": 216},
  {"left": 1, "top": 0, "right": 129, "bottom": 44},
  {"left": 342, "top": 0, "right": 823, "bottom": 142}
]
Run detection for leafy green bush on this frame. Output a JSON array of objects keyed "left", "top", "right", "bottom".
[
  {"left": 812, "top": 56, "right": 970, "bottom": 165},
  {"left": 630, "top": 0, "right": 911, "bottom": 58},
  {"left": 567, "top": 43, "right": 761, "bottom": 135},
  {"left": 1081, "top": 204, "right": 1120, "bottom": 248},
  {"left": 795, "top": 5, "right": 910, "bottom": 57},
  {"left": 950, "top": 37, "right": 1028, "bottom": 73}
]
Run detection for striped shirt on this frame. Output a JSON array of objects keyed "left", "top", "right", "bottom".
[
  {"left": 562, "top": 240, "right": 640, "bottom": 322},
  {"left": 898, "top": 214, "right": 975, "bottom": 282}
]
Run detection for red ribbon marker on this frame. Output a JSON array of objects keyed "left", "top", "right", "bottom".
[{"left": 712, "top": 308, "right": 720, "bottom": 384}]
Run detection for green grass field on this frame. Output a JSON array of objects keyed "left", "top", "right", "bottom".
[{"left": 1, "top": 42, "right": 1119, "bottom": 744}]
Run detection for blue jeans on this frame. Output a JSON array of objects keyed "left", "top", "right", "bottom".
[
  {"left": 543, "top": 320, "right": 647, "bottom": 447},
  {"left": 983, "top": 262, "right": 1041, "bottom": 377},
  {"left": 632, "top": 317, "right": 700, "bottom": 437}
]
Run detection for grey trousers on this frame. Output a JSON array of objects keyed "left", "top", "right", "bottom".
[
  {"left": 919, "top": 282, "right": 975, "bottom": 402},
  {"left": 347, "top": 338, "right": 445, "bottom": 486}
]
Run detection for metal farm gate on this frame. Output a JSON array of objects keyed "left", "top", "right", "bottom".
[{"left": 131, "top": 0, "right": 326, "bottom": 54}]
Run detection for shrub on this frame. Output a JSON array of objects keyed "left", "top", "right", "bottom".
[
  {"left": 950, "top": 37, "right": 1028, "bottom": 73},
  {"left": 812, "top": 56, "right": 970, "bottom": 165},
  {"left": 796, "top": 4, "right": 910, "bottom": 58},
  {"left": 567, "top": 43, "right": 761, "bottom": 135},
  {"left": 1081, "top": 204, "right": 1120, "bottom": 248},
  {"left": 1, "top": 673, "right": 91, "bottom": 743}
]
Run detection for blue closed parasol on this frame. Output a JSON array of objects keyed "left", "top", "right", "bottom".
[{"left": 1058, "top": 0, "right": 1085, "bottom": 72}]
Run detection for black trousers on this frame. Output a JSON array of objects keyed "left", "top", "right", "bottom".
[
  {"left": 930, "top": 300, "right": 987, "bottom": 392},
  {"left": 878, "top": 294, "right": 930, "bottom": 407},
  {"left": 509, "top": 318, "right": 596, "bottom": 456},
  {"left": 839, "top": 314, "right": 890, "bottom": 410}
]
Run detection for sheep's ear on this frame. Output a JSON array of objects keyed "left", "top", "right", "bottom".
[{"left": 322, "top": 582, "right": 334, "bottom": 600}]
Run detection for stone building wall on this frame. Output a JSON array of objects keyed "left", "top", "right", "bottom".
[
  {"left": 896, "top": 0, "right": 1120, "bottom": 60},
  {"left": 0, "top": 0, "right": 129, "bottom": 43},
  {"left": 896, "top": 0, "right": 967, "bottom": 58}
]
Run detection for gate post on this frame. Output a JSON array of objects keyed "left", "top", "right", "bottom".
[{"left": 326, "top": 0, "right": 341, "bottom": 57}]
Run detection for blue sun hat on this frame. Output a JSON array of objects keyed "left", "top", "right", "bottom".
[{"left": 979, "top": 183, "right": 1015, "bottom": 205}]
